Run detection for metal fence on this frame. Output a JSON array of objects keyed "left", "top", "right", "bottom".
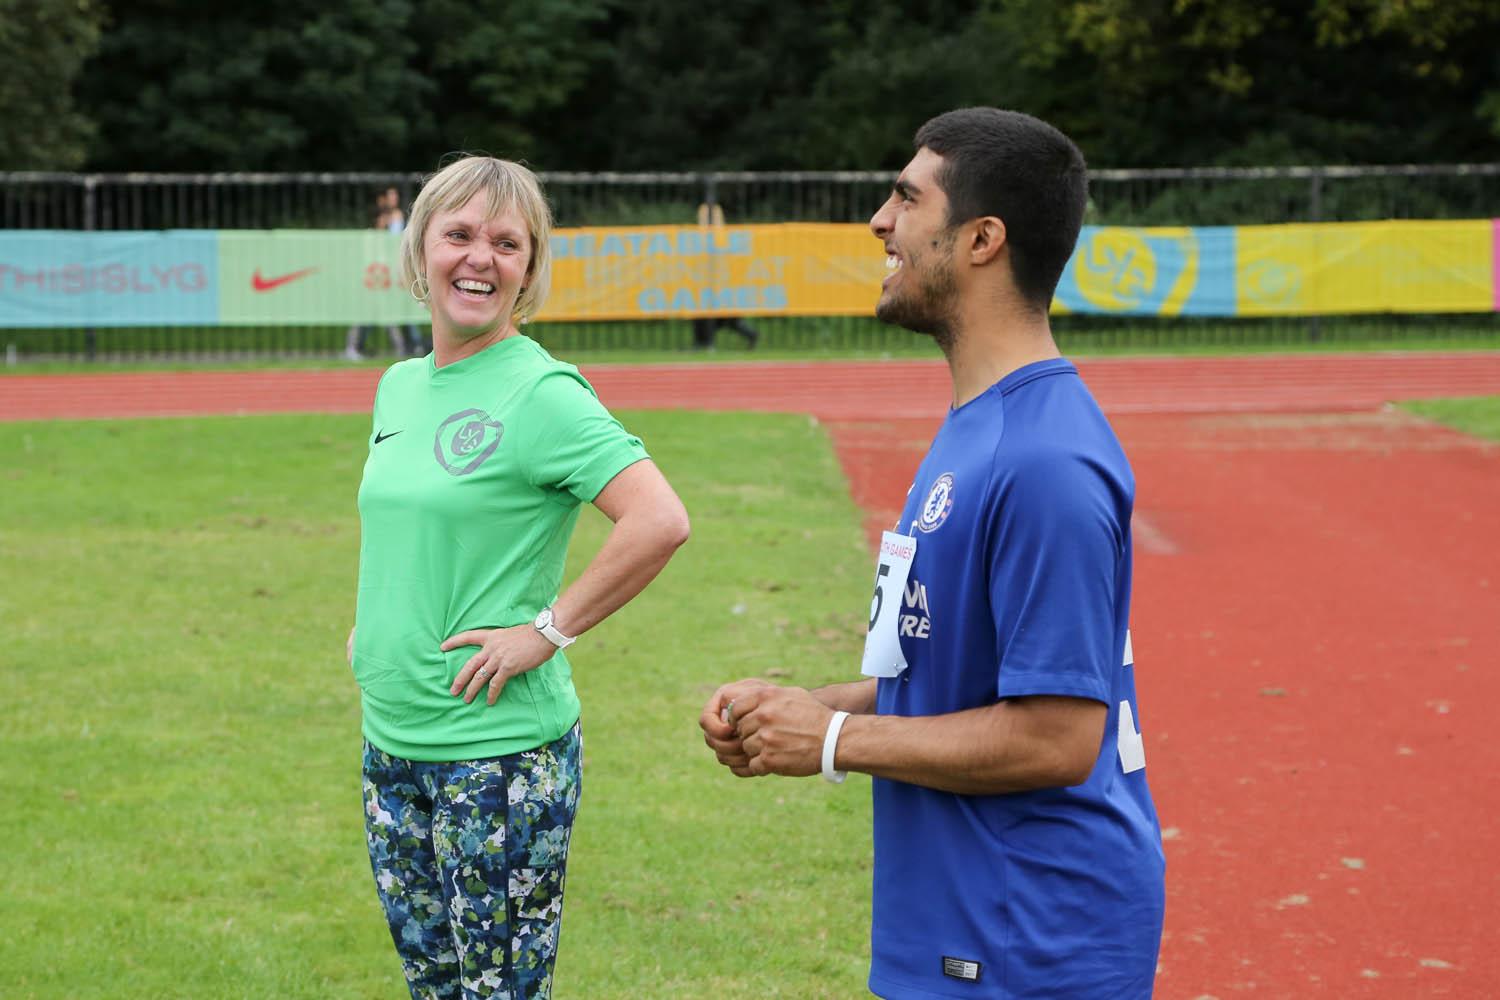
[
  {"left": 2, "top": 164, "right": 1497, "bottom": 361},
  {"left": 4, "top": 163, "right": 1500, "bottom": 230}
]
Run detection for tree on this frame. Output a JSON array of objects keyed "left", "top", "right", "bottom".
[
  {"left": 1045, "top": 0, "right": 1500, "bottom": 165},
  {"left": 554, "top": 0, "right": 849, "bottom": 170},
  {"left": 797, "top": 0, "right": 1090, "bottom": 169},
  {"left": 403, "top": 0, "right": 613, "bottom": 170},
  {"left": 60, "top": 0, "right": 1500, "bottom": 172},
  {"left": 0, "top": 0, "right": 105, "bottom": 170},
  {"left": 77, "top": 0, "right": 432, "bottom": 171}
]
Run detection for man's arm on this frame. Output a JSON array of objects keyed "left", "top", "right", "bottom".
[
  {"left": 445, "top": 460, "right": 689, "bottom": 705},
  {"left": 834, "top": 695, "right": 1104, "bottom": 795}
]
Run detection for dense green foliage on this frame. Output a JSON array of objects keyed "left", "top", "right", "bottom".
[
  {"left": 76, "top": 0, "right": 435, "bottom": 171},
  {"left": 2, "top": 0, "right": 1497, "bottom": 171},
  {"left": 0, "top": 0, "right": 105, "bottom": 169}
]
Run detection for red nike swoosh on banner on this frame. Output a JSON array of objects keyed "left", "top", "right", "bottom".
[{"left": 251, "top": 267, "right": 319, "bottom": 292}]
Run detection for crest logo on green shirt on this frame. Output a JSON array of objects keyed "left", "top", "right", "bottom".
[{"left": 434, "top": 408, "right": 505, "bottom": 476}]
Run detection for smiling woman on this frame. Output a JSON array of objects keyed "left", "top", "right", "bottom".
[{"left": 349, "top": 154, "right": 691, "bottom": 999}]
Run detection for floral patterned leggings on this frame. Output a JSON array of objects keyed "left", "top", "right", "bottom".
[{"left": 362, "top": 722, "right": 582, "bottom": 1000}]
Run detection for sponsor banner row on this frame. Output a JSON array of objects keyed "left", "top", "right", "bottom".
[
  {"left": 1054, "top": 220, "right": 1498, "bottom": 316},
  {"left": 1, "top": 220, "right": 1495, "bottom": 327}
]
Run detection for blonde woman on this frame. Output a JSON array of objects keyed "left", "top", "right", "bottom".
[{"left": 349, "top": 155, "right": 689, "bottom": 998}]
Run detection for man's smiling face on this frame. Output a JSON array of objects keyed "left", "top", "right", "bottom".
[{"left": 869, "top": 147, "right": 960, "bottom": 345}]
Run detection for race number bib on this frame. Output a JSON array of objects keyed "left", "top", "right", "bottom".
[{"left": 861, "top": 531, "right": 917, "bottom": 678}]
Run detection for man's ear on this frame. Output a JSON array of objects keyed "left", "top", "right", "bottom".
[{"left": 968, "top": 216, "right": 1006, "bottom": 266}]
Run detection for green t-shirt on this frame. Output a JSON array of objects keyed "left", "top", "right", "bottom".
[{"left": 353, "top": 334, "right": 648, "bottom": 761}]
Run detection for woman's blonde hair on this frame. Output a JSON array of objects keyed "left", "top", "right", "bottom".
[{"left": 400, "top": 155, "right": 553, "bottom": 324}]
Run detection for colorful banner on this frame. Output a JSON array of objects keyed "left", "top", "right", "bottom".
[
  {"left": 0, "top": 231, "right": 218, "bottom": 327},
  {"left": 1054, "top": 227, "right": 1237, "bottom": 316},
  {"left": 1, "top": 220, "right": 1496, "bottom": 328},
  {"left": 1492, "top": 218, "right": 1500, "bottom": 313},
  {"left": 548, "top": 224, "right": 882, "bottom": 320},
  {"left": 218, "top": 230, "right": 424, "bottom": 325},
  {"left": 1233, "top": 220, "right": 1493, "bottom": 315}
]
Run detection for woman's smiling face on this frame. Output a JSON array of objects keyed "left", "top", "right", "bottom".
[{"left": 423, "top": 191, "right": 532, "bottom": 343}]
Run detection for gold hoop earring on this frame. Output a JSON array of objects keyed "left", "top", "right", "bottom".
[{"left": 409, "top": 277, "right": 429, "bottom": 303}]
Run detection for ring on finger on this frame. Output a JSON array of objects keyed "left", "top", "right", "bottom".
[{"left": 722, "top": 699, "right": 736, "bottom": 726}]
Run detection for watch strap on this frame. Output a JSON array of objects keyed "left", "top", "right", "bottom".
[{"left": 536, "top": 608, "right": 576, "bottom": 649}]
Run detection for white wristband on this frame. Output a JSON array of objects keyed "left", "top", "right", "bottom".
[{"left": 822, "top": 710, "right": 851, "bottom": 784}]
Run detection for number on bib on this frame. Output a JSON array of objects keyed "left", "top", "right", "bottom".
[
  {"left": 869, "top": 562, "right": 890, "bottom": 631},
  {"left": 861, "top": 531, "right": 916, "bottom": 678}
]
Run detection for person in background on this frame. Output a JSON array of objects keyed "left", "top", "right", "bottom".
[
  {"left": 700, "top": 108, "right": 1165, "bottom": 999},
  {"left": 380, "top": 185, "right": 429, "bottom": 357},
  {"left": 690, "top": 201, "right": 760, "bottom": 350},
  {"left": 349, "top": 154, "right": 690, "bottom": 998},
  {"left": 345, "top": 187, "right": 424, "bottom": 360}
]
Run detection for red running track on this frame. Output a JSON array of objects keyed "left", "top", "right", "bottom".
[
  {"left": 4, "top": 351, "right": 1500, "bottom": 422},
  {"left": 3, "top": 353, "right": 1499, "bottom": 997}
]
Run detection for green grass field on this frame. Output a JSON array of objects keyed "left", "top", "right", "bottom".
[
  {"left": 1401, "top": 396, "right": 1500, "bottom": 441},
  {"left": 0, "top": 411, "right": 875, "bottom": 998}
]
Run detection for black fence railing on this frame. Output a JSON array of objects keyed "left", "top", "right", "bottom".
[{"left": 5, "top": 164, "right": 1498, "bottom": 230}]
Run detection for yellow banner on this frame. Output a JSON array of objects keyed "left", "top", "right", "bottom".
[
  {"left": 542, "top": 224, "right": 884, "bottom": 321},
  {"left": 541, "top": 219, "right": 1498, "bottom": 321},
  {"left": 1236, "top": 220, "right": 1493, "bottom": 316}
]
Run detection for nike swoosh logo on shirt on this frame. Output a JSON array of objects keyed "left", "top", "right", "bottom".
[
  {"left": 374, "top": 429, "right": 402, "bottom": 444},
  {"left": 251, "top": 267, "right": 319, "bottom": 292}
]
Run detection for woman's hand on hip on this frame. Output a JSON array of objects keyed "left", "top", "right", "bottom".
[{"left": 442, "top": 625, "right": 558, "bottom": 706}]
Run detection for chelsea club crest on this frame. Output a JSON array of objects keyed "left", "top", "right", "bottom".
[{"left": 917, "top": 473, "right": 955, "bottom": 533}]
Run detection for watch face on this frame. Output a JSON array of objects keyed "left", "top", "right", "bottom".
[{"left": 535, "top": 608, "right": 552, "bottom": 629}]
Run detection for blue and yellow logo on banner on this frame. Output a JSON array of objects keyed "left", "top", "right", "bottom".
[{"left": 1053, "top": 226, "right": 1236, "bottom": 316}]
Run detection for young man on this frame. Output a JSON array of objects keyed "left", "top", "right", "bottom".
[{"left": 700, "top": 108, "right": 1165, "bottom": 999}]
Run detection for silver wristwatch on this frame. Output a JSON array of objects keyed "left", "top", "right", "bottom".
[{"left": 533, "top": 606, "right": 576, "bottom": 649}]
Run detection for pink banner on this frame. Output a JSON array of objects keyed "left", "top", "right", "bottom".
[{"left": 1493, "top": 219, "right": 1500, "bottom": 311}]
